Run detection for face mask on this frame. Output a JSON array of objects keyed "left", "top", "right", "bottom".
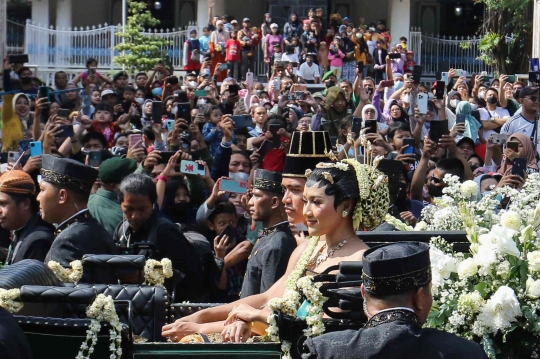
[
  {"left": 229, "top": 172, "right": 249, "bottom": 181},
  {"left": 450, "top": 99, "right": 459, "bottom": 108},
  {"left": 20, "top": 77, "right": 32, "bottom": 84},
  {"left": 487, "top": 96, "right": 498, "bottom": 105},
  {"left": 171, "top": 106, "right": 178, "bottom": 115},
  {"left": 152, "top": 87, "right": 163, "bottom": 97},
  {"left": 479, "top": 91, "right": 486, "bottom": 99},
  {"left": 188, "top": 81, "right": 198, "bottom": 89},
  {"left": 268, "top": 18, "right": 272, "bottom": 22},
  {"left": 428, "top": 92, "right": 435, "bottom": 100},
  {"left": 135, "top": 97, "right": 144, "bottom": 105},
  {"left": 427, "top": 183, "right": 444, "bottom": 198},
  {"left": 356, "top": 33, "right": 361, "bottom": 39},
  {"left": 470, "top": 103, "right": 478, "bottom": 111},
  {"left": 394, "top": 81, "right": 404, "bottom": 91},
  {"left": 401, "top": 94, "right": 410, "bottom": 104}
]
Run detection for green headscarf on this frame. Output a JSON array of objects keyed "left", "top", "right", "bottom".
[{"left": 455, "top": 101, "right": 481, "bottom": 142}]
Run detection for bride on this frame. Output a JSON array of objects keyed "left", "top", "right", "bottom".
[{"left": 162, "top": 158, "right": 389, "bottom": 343}]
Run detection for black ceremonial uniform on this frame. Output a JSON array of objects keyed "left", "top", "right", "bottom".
[
  {"left": 0, "top": 307, "right": 33, "bottom": 359},
  {"left": 303, "top": 308, "right": 489, "bottom": 359},
  {"left": 240, "top": 221, "right": 296, "bottom": 298},
  {"left": 5, "top": 213, "right": 55, "bottom": 265},
  {"left": 44, "top": 209, "right": 117, "bottom": 265}
]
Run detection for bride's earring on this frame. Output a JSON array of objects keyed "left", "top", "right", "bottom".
[{"left": 342, "top": 210, "right": 348, "bottom": 217}]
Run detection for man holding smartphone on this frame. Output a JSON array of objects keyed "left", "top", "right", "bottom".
[{"left": 240, "top": 169, "right": 296, "bottom": 298}]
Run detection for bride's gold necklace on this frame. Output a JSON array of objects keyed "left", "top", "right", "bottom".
[{"left": 306, "top": 237, "right": 352, "bottom": 270}]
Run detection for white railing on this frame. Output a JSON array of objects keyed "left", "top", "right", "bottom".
[
  {"left": 409, "top": 28, "right": 494, "bottom": 77},
  {"left": 7, "top": 20, "right": 25, "bottom": 55},
  {"left": 24, "top": 19, "right": 191, "bottom": 70}
]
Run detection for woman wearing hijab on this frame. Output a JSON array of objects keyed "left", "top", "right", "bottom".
[
  {"left": 382, "top": 99, "right": 409, "bottom": 124},
  {"left": 319, "top": 87, "right": 349, "bottom": 137},
  {"left": 453, "top": 101, "right": 482, "bottom": 143},
  {"left": 283, "top": 13, "right": 302, "bottom": 44},
  {"left": 501, "top": 133, "right": 539, "bottom": 174},
  {"left": 473, "top": 174, "right": 500, "bottom": 198},
  {"left": 1, "top": 93, "right": 33, "bottom": 151}
]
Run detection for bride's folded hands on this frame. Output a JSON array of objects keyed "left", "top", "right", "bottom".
[{"left": 224, "top": 303, "right": 266, "bottom": 325}]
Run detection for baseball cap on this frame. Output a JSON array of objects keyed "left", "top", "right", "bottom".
[
  {"left": 101, "top": 89, "right": 115, "bottom": 97},
  {"left": 243, "top": 17, "right": 250, "bottom": 22},
  {"left": 231, "top": 20, "right": 238, "bottom": 24},
  {"left": 520, "top": 86, "right": 538, "bottom": 98},
  {"left": 270, "top": 23, "right": 278, "bottom": 29}
]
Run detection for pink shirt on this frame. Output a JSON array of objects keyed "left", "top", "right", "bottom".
[
  {"left": 328, "top": 48, "right": 345, "bottom": 67},
  {"left": 265, "top": 34, "right": 283, "bottom": 57}
]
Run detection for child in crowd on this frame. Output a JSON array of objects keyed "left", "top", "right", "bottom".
[
  {"left": 328, "top": 37, "right": 345, "bottom": 79},
  {"left": 404, "top": 50, "right": 416, "bottom": 75},
  {"left": 202, "top": 105, "right": 225, "bottom": 156},
  {"left": 272, "top": 44, "right": 283, "bottom": 66},
  {"left": 121, "top": 86, "right": 137, "bottom": 114},
  {"left": 225, "top": 30, "right": 241, "bottom": 81},
  {"left": 88, "top": 102, "right": 131, "bottom": 148},
  {"left": 281, "top": 45, "right": 300, "bottom": 64},
  {"left": 317, "top": 41, "right": 329, "bottom": 73}
]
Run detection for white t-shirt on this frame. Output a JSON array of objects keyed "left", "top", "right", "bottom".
[
  {"left": 478, "top": 106, "right": 510, "bottom": 141},
  {"left": 298, "top": 62, "right": 320, "bottom": 81},
  {"left": 501, "top": 113, "right": 540, "bottom": 154}
]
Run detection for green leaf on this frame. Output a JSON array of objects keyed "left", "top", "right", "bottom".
[{"left": 474, "top": 282, "right": 489, "bottom": 297}]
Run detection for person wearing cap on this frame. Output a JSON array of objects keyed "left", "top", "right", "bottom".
[
  {"left": 264, "top": 23, "right": 284, "bottom": 79},
  {"left": 230, "top": 19, "right": 239, "bottom": 31},
  {"left": 112, "top": 70, "right": 129, "bottom": 103},
  {"left": 88, "top": 157, "right": 137, "bottom": 235},
  {"left": 0, "top": 170, "right": 55, "bottom": 265},
  {"left": 298, "top": 53, "right": 320, "bottom": 84},
  {"left": 39, "top": 155, "right": 118, "bottom": 266},
  {"left": 183, "top": 29, "right": 202, "bottom": 74},
  {"left": 304, "top": 242, "right": 489, "bottom": 359},
  {"left": 210, "top": 19, "right": 230, "bottom": 82},
  {"left": 456, "top": 137, "right": 476, "bottom": 160},
  {"left": 113, "top": 174, "right": 203, "bottom": 301},
  {"left": 240, "top": 169, "right": 295, "bottom": 298},
  {"left": 501, "top": 86, "right": 539, "bottom": 155}
]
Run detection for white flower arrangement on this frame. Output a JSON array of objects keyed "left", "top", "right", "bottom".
[
  {"left": 0, "top": 288, "right": 23, "bottom": 313},
  {"left": 143, "top": 258, "right": 173, "bottom": 287},
  {"left": 77, "top": 294, "right": 122, "bottom": 359},
  {"left": 48, "top": 260, "right": 83, "bottom": 283}
]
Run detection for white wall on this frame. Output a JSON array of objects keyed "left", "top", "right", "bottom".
[
  {"left": 388, "top": 0, "right": 410, "bottom": 42},
  {"left": 31, "top": 0, "right": 50, "bottom": 26},
  {"left": 56, "top": 0, "right": 72, "bottom": 29}
]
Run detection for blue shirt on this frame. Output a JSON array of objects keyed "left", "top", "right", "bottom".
[{"left": 202, "top": 122, "right": 224, "bottom": 156}]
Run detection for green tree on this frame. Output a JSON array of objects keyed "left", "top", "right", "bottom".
[
  {"left": 114, "top": 0, "right": 170, "bottom": 72},
  {"left": 471, "top": 0, "right": 533, "bottom": 74}
]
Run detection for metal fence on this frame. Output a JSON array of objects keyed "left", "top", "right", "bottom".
[
  {"left": 409, "top": 28, "right": 494, "bottom": 77},
  {"left": 24, "top": 19, "right": 191, "bottom": 70},
  {"left": 7, "top": 20, "right": 25, "bottom": 55}
]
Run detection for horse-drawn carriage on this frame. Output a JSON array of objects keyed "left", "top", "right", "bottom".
[{"left": 0, "top": 231, "right": 468, "bottom": 359}]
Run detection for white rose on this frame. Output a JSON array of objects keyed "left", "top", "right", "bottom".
[
  {"left": 414, "top": 221, "right": 427, "bottom": 231},
  {"left": 527, "top": 251, "right": 540, "bottom": 272},
  {"left": 460, "top": 180, "right": 479, "bottom": 198},
  {"left": 477, "top": 286, "right": 521, "bottom": 333},
  {"left": 457, "top": 258, "right": 478, "bottom": 279},
  {"left": 478, "top": 225, "right": 520, "bottom": 258},
  {"left": 430, "top": 246, "right": 456, "bottom": 279},
  {"left": 500, "top": 211, "right": 521, "bottom": 231},
  {"left": 526, "top": 276, "right": 540, "bottom": 299}
]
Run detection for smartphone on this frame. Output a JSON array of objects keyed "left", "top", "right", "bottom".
[
  {"left": 165, "top": 119, "right": 175, "bottom": 132},
  {"left": 276, "top": 61, "right": 288, "bottom": 68},
  {"left": 357, "top": 61, "right": 364, "bottom": 74},
  {"left": 257, "top": 140, "right": 273, "bottom": 161},
  {"left": 532, "top": 58, "right": 540, "bottom": 72},
  {"left": 9, "top": 54, "right": 29, "bottom": 64},
  {"left": 274, "top": 77, "right": 281, "bottom": 91},
  {"left": 194, "top": 90, "right": 208, "bottom": 97},
  {"left": 156, "top": 151, "right": 176, "bottom": 164},
  {"left": 39, "top": 86, "right": 50, "bottom": 102},
  {"left": 89, "top": 67, "right": 97, "bottom": 75},
  {"left": 232, "top": 115, "right": 253, "bottom": 128},
  {"left": 295, "top": 92, "right": 305, "bottom": 100},
  {"left": 380, "top": 80, "right": 395, "bottom": 88},
  {"left": 219, "top": 179, "right": 249, "bottom": 194},
  {"left": 483, "top": 75, "right": 490, "bottom": 83},
  {"left": 441, "top": 72, "right": 449, "bottom": 85},
  {"left": 507, "top": 75, "right": 516, "bottom": 83},
  {"left": 269, "top": 124, "right": 281, "bottom": 148},
  {"left": 177, "top": 103, "right": 191, "bottom": 123},
  {"left": 529, "top": 72, "right": 540, "bottom": 83},
  {"left": 507, "top": 141, "right": 519, "bottom": 153},
  {"left": 88, "top": 151, "right": 102, "bottom": 167},
  {"left": 403, "top": 138, "right": 415, "bottom": 155},
  {"left": 388, "top": 53, "right": 401, "bottom": 59},
  {"left": 57, "top": 125, "right": 74, "bottom": 138},
  {"left": 492, "top": 133, "right": 509, "bottom": 145},
  {"left": 129, "top": 134, "right": 143, "bottom": 149},
  {"left": 57, "top": 108, "right": 70, "bottom": 119},
  {"left": 217, "top": 224, "right": 237, "bottom": 243},
  {"left": 180, "top": 160, "right": 205, "bottom": 176},
  {"left": 8, "top": 151, "right": 21, "bottom": 163},
  {"left": 412, "top": 65, "right": 423, "bottom": 84},
  {"left": 246, "top": 71, "right": 254, "bottom": 87},
  {"left": 166, "top": 76, "right": 179, "bottom": 85},
  {"left": 152, "top": 101, "right": 163, "bottom": 122},
  {"left": 429, "top": 120, "right": 449, "bottom": 144},
  {"left": 456, "top": 114, "right": 466, "bottom": 124},
  {"left": 455, "top": 69, "right": 463, "bottom": 77},
  {"left": 287, "top": 93, "right": 297, "bottom": 101},
  {"left": 228, "top": 84, "right": 240, "bottom": 96},
  {"left": 511, "top": 158, "right": 527, "bottom": 178},
  {"left": 417, "top": 93, "right": 428, "bottom": 114},
  {"left": 461, "top": 70, "right": 468, "bottom": 77},
  {"left": 351, "top": 117, "right": 362, "bottom": 138},
  {"left": 18, "top": 139, "right": 30, "bottom": 152},
  {"left": 435, "top": 81, "right": 446, "bottom": 100},
  {"left": 364, "top": 119, "right": 377, "bottom": 134},
  {"left": 218, "top": 63, "right": 228, "bottom": 71},
  {"left": 30, "top": 141, "right": 42, "bottom": 157}
]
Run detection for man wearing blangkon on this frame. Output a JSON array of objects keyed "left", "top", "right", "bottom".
[{"left": 303, "top": 242, "right": 488, "bottom": 359}]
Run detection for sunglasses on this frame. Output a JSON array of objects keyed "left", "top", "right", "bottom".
[{"left": 429, "top": 176, "right": 444, "bottom": 184}]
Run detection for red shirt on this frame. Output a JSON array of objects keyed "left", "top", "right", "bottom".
[
  {"left": 226, "top": 39, "right": 241, "bottom": 61},
  {"left": 88, "top": 121, "right": 120, "bottom": 148}
]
